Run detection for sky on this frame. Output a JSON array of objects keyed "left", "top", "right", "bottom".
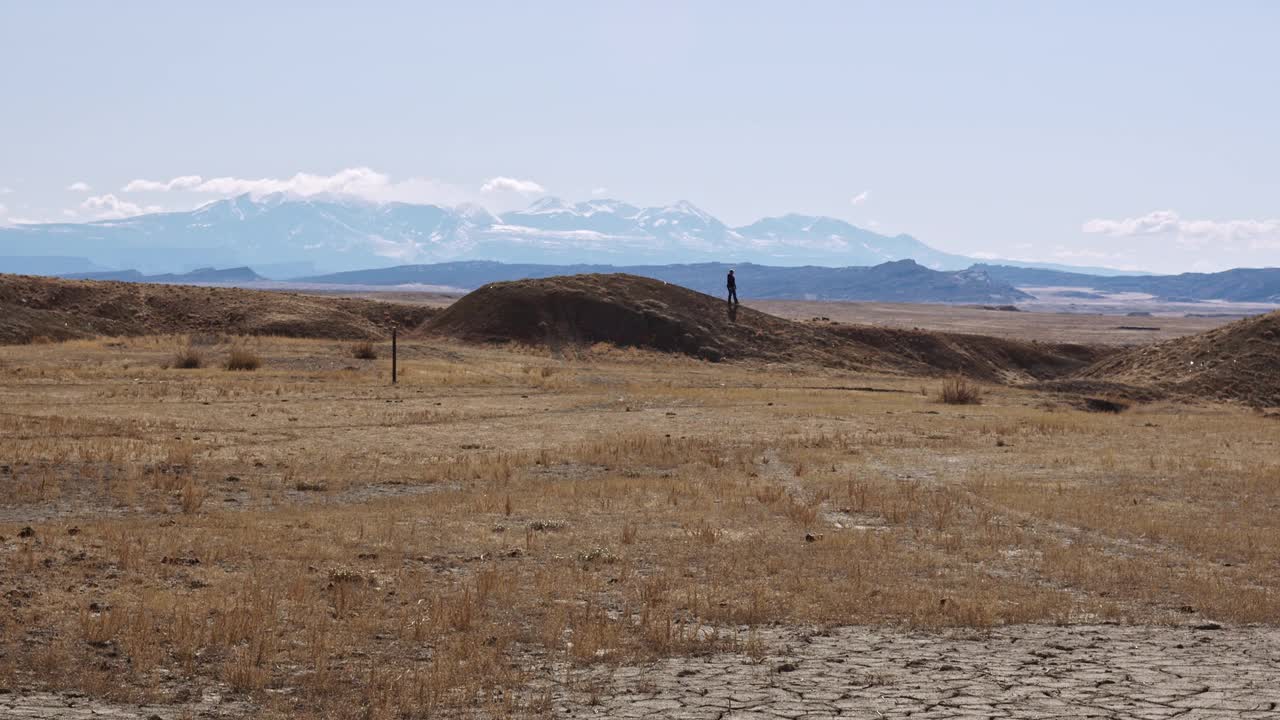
[{"left": 1, "top": 1, "right": 1278, "bottom": 273}]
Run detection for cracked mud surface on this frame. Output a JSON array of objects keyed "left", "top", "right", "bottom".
[
  {"left": 0, "top": 689, "right": 250, "bottom": 719},
  {"left": 7, "top": 624, "right": 1277, "bottom": 718},
  {"left": 560, "top": 624, "right": 1280, "bottom": 719}
]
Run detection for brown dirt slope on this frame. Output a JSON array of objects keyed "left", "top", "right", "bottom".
[
  {"left": 828, "top": 324, "right": 1103, "bottom": 383},
  {"left": 0, "top": 274, "right": 435, "bottom": 344},
  {"left": 420, "top": 273, "right": 1108, "bottom": 381},
  {"left": 1077, "top": 309, "right": 1280, "bottom": 406}
]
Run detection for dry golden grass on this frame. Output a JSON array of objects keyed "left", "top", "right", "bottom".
[
  {"left": 171, "top": 345, "right": 204, "bottom": 369},
  {"left": 937, "top": 375, "right": 983, "bottom": 405},
  {"left": 224, "top": 346, "right": 261, "bottom": 371},
  {"left": 1, "top": 333, "right": 1277, "bottom": 717}
]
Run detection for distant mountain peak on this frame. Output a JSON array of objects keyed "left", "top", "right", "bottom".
[
  {"left": 454, "top": 203, "right": 499, "bottom": 224},
  {"left": 526, "top": 196, "right": 572, "bottom": 213},
  {"left": 671, "top": 199, "right": 712, "bottom": 219},
  {"left": 0, "top": 192, "right": 1116, "bottom": 276}
]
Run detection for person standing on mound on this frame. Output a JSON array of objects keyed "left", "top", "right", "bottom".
[{"left": 726, "top": 269, "right": 739, "bottom": 306}]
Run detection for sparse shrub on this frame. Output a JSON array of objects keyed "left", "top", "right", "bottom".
[
  {"left": 172, "top": 346, "right": 204, "bottom": 369},
  {"left": 351, "top": 341, "right": 378, "bottom": 359},
  {"left": 225, "top": 348, "right": 261, "bottom": 371},
  {"left": 937, "top": 375, "right": 982, "bottom": 405},
  {"left": 180, "top": 478, "right": 206, "bottom": 514},
  {"left": 28, "top": 335, "right": 56, "bottom": 345}
]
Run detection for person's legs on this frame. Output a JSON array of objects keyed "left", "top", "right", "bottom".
[{"left": 730, "top": 288, "right": 739, "bottom": 305}]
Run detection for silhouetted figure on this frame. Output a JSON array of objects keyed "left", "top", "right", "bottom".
[{"left": 726, "top": 269, "right": 739, "bottom": 306}]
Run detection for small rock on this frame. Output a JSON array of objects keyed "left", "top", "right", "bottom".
[
  {"left": 775, "top": 662, "right": 799, "bottom": 673},
  {"left": 17, "top": 527, "right": 34, "bottom": 539},
  {"left": 1194, "top": 621, "right": 1223, "bottom": 631}
]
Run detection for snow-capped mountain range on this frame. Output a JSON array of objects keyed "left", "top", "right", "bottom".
[{"left": 0, "top": 193, "right": 1054, "bottom": 276}]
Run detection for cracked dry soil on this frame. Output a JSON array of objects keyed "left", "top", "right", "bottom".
[
  {"left": 7, "top": 624, "right": 1277, "bottom": 718},
  {"left": 559, "top": 625, "right": 1280, "bottom": 719}
]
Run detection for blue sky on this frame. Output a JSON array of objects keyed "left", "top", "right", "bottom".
[{"left": 1, "top": 1, "right": 1277, "bottom": 272}]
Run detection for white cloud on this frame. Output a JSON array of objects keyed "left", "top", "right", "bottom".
[
  {"left": 0, "top": 203, "right": 6, "bottom": 216},
  {"left": 194, "top": 168, "right": 389, "bottom": 197},
  {"left": 122, "top": 175, "right": 204, "bottom": 192},
  {"left": 1083, "top": 210, "right": 1280, "bottom": 249},
  {"left": 66, "top": 181, "right": 92, "bottom": 192},
  {"left": 480, "top": 176, "right": 546, "bottom": 195},
  {"left": 591, "top": 187, "right": 610, "bottom": 196},
  {"left": 0, "top": 186, "right": 14, "bottom": 195},
  {"left": 80, "top": 194, "right": 162, "bottom": 220},
  {"left": 116, "top": 168, "right": 472, "bottom": 207},
  {"left": 850, "top": 190, "right": 870, "bottom": 206}
]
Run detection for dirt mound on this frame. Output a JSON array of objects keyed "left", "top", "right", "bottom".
[
  {"left": 420, "top": 273, "right": 1107, "bottom": 381},
  {"left": 421, "top": 273, "right": 858, "bottom": 365},
  {"left": 827, "top": 324, "right": 1106, "bottom": 383},
  {"left": 1077, "top": 310, "right": 1280, "bottom": 406},
  {"left": 0, "top": 274, "right": 435, "bottom": 344}
]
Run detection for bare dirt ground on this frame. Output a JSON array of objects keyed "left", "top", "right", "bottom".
[
  {"left": 2, "top": 331, "right": 1279, "bottom": 718},
  {"left": 300, "top": 288, "right": 464, "bottom": 308},
  {"left": 749, "top": 299, "right": 1234, "bottom": 345},
  {"left": 561, "top": 624, "right": 1280, "bottom": 719}
]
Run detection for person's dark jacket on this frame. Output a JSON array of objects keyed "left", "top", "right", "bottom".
[{"left": 726, "top": 272, "right": 736, "bottom": 290}]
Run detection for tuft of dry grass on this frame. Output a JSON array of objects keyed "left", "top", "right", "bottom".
[
  {"left": 937, "top": 375, "right": 982, "bottom": 405},
  {"left": 172, "top": 345, "right": 204, "bottom": 369},
  {"left": 224, "top": 347, "right": 261, "bottom": 371},
  {"left": 351, "top": 341, "right": 378, "bottom": 360}
]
